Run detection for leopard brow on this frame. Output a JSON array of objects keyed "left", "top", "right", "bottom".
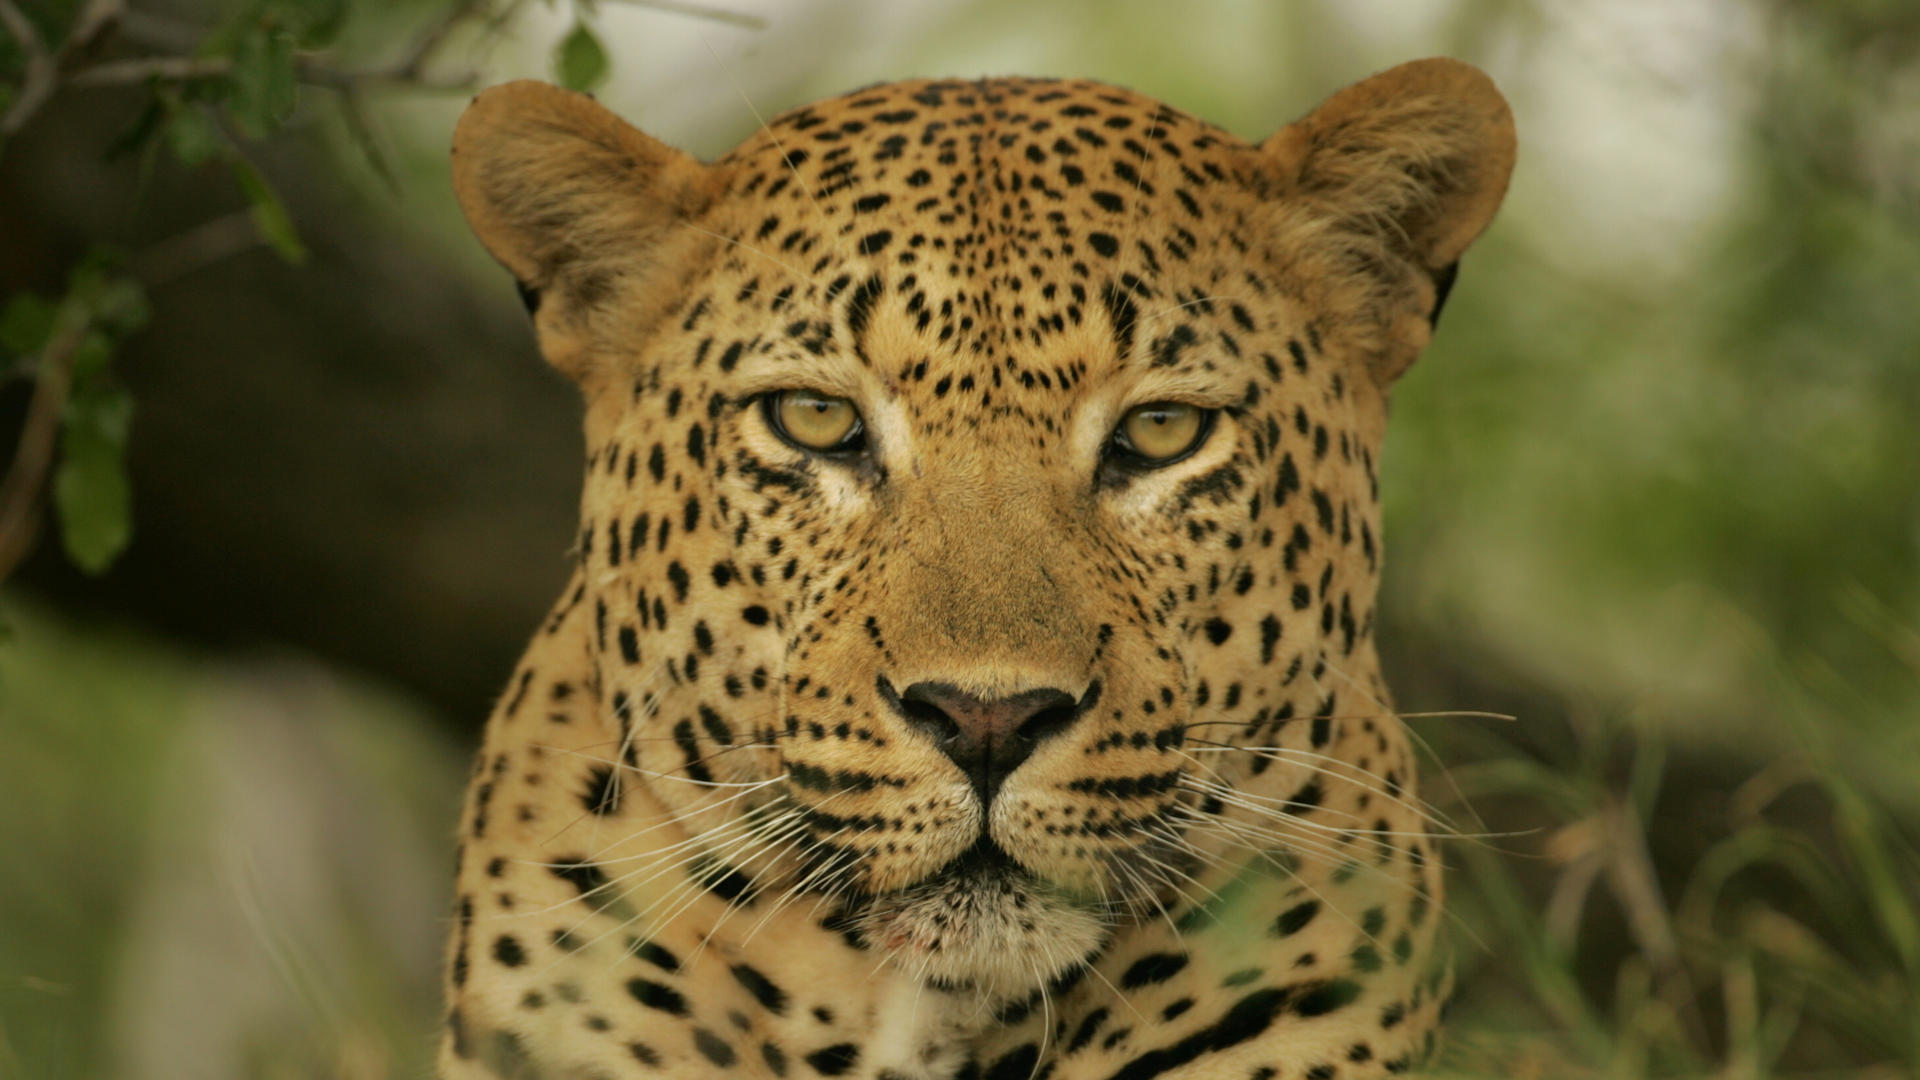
[
  {"left": 731, "top": 357, "right": 868, "bottom": 402},
  {"left": 1119, "top": 371, "right": 1243, "bottom": 411}
]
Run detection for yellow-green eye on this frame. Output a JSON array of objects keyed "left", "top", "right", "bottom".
[
  {"left": 1114, "top": 402, "right": 1212, "bottom": 465},
  {"left": 767, "top": 390, "right": 864, "bottom": 453}
]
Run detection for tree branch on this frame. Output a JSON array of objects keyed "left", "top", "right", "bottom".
[
  {"left": 65, "top": 54, "right": 227, "bottom": 86},
  {"left": 0, "top": 317, "right": 87, "bottom": 584},
  {"left": 0, "top": 0, "right": 56, "bottom": 137}
]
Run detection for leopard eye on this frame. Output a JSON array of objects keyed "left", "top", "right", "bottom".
[
  {"left": 766, "top": 390, "right": 865, "bottom": 453},
  {"left": 1112, "top": 402, "right": 1212, "bottom": 466}
]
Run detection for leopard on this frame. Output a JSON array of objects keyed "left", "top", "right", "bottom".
[{"left": 440, "top": 57, "right": 1514, "bottom": 1080}]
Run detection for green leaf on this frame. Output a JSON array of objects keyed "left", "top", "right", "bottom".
[
  {"left": 54, "top": 385, "right": 136, "bottom": 575},
  {"left": 62, "top": 258, "right": 150, "bottom": 336},
  {"left": 554, "top": 21, "right": 609, "bottom": 93},
  {"left": 0, "top": 293, "right": 55, "bottom": 358},
  {"left": 166, "top": 105, "right": 227, "bottom": 168},
  {"left": 227, "top": 25, "right": 299, "bottom": 138},
  {"left": 279, "top": 0, "right": 348, "bottom": 48},
  {"left": 231, "top": 159, "right": 308, "bottom": 264},
  {"left": 67, "top": 332, "right": 113, "bottom": 382}
]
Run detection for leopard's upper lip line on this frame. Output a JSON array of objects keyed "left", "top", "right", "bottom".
[{"left": 930, "top": 832, "right": 1021, "bottom": 884}]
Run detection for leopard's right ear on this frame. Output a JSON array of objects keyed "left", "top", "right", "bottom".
[{"left": 451, "top": 80, "right": 726, "bottom": 379}]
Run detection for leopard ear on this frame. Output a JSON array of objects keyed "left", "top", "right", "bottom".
[
  {"left": 451, "top": 80, "right": 727, "bottom": 379},
  {"left": 1260, "top": 58, "right": 1515, "bottom": 385}
]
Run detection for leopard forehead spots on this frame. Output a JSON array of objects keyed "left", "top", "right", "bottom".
[{"left": 444, "top": 62, "right": 1514, "bottom": 1080}]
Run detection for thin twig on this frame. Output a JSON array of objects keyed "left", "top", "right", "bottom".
[
  {"left": 390, "top": 0, "right": 491, "bottom": 81},
  {"left": 65, "top": 54, "right": 227, "bottom": 85},
  {"left": 0, "top": 0, "right": 121, "bottom": 135},
  {"left": 0, "top": 0, "right": 55, "bottom": 137},
  {"left": 128, "top": 210, "right": 264, "bottom": 287},
  {"left": 0, "top": 317, "right": 89, "bottom": 583},
  {"left": 4, "top": 0, "right": 483, "bottom": 139}
]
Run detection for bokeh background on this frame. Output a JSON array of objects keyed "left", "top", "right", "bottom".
[{"left": 3, "top": 1, "right": 1916, "bottom": 1077}]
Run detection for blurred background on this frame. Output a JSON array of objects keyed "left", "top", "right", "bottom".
[{"left": 2, "top": 0, "right": 1916, "bottom": 1077}]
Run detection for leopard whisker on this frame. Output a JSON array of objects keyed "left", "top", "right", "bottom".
[{"left": 1182, "top": 738, "right": 1467, "bottom": 836}]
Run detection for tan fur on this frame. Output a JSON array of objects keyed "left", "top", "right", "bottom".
[{"left": 441, "top": 61, "right": 1513, "bottom": 1080}]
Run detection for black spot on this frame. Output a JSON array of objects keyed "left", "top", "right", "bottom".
[
  {"left": 845, "top": 274, "right": 885, "bottom": 343},
  {"left": 1068, "top": 1007, "right": 1110, "bottom": 1053},
  {"left": 983, "top": 1044, "right": 1038, "bottom": 1080},
  {"left": 702, "top": 863, "right": 756, "bottom": 901},
  {"left": 852, "top": 193, "right": 892, "bottom": 213},
  {"left": 583, "top": 763, "right": 621, "bottom": 815},
  {"left": 630, "top": 1043, "right": 660, "bottom": 1066},
  {"left": 693, "top": 1027, "right": 737, "bottom": 1066},
  {"left": 1259, "top": 615, "right": 1281, "bottom": 664},
  {"left": 627, "top": 978, "right": 688, "bottom": 1017},
  {"left": 1104, "top": 987, "right": 1293, "bottom": 1080},
  {"left": 804, "top": 1043, "right": 860, "bottom": 1076},
  {"left": 1152, "top": 323, "right": 1198, "bottom": 368},
  {"left": 858, "top": 230, "right": 894, "bottom": 255},
  {"left": 1313, "top": 489, "right": 1335, "bottom": 534},
  {"left": 1100, "top": 283, "right": 1139, "bottom": 362},
  {"left": 1273, "top": 900, "right": 1320, "bottom": 938},
  {"left": 633, "top": 939, "right": 680, "bottom": 971},
  {"left": 687, "top": 423, "right": 707, "bottom": 467},
  {"left": 549, "top": 859, "right": 607, "bottom": 898},
  {"left": 1294, "top": 979, "right": 1362, "bottom": 1017},
  {"left": 1202, "top": 618, "right": 1231, "bottom": 646},
  {"left": 1122, "top": 952, "right": 1190, "bottom": 989},
  {"left": 763, "top": 1041, "right": 790, "bottom": 1076},
  {"left": 1088, "top": 232, "right": 1119, "bottom": 256},
  {"left": 492, "top": 935, "right": 526, "bottom": 967},
  {"left": 1275, "top": 454, "right": 1300, "bottom": 505}
]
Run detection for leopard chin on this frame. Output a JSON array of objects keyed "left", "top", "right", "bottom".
[{"left": 854, "top": 839, "right": 1110, "bottom": 1004}]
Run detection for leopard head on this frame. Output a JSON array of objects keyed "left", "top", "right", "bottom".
[{"left": 451, "top": 61, "right": 1512, "bottom": 1005}]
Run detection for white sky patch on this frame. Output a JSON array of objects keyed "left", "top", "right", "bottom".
[{"left": 1503, "top": 0, "right": 1760, "bottom": 282}]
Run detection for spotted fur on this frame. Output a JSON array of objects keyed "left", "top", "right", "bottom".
[{"left": 441, "top": 59, "right": 1515, "bottom": 1080}]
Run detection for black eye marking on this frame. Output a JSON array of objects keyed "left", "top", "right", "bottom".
[{"left": 1103, "top": 404, "right": 1217, "bottom": 479}]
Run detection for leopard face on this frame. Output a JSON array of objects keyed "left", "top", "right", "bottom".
[{"left": 443, "top": 61, "right": 1512, "bottom": 1080}]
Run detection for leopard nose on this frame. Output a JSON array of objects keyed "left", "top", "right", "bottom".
[{"left": 882, "top": 678, "right": 1097, "bottom": 805}]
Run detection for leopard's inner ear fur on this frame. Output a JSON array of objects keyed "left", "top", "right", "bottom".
[
  {"left": 450, "top": 80, "right": 729, "bottom": 381},
  {"left": 1259, "top": 57, "right": 1516, "bottom": 385}
]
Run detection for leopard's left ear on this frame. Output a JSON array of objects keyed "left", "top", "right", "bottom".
[{"left": 1259, "top": 58, "right": 1515, "bottom": 385}]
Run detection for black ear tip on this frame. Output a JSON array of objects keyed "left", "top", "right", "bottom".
[
  {"left": 1428, "top": 261, "right": 1460, "bottom": 328},
  {"left": 515, "top": 279, "right": 543, "bottom": 315}
]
